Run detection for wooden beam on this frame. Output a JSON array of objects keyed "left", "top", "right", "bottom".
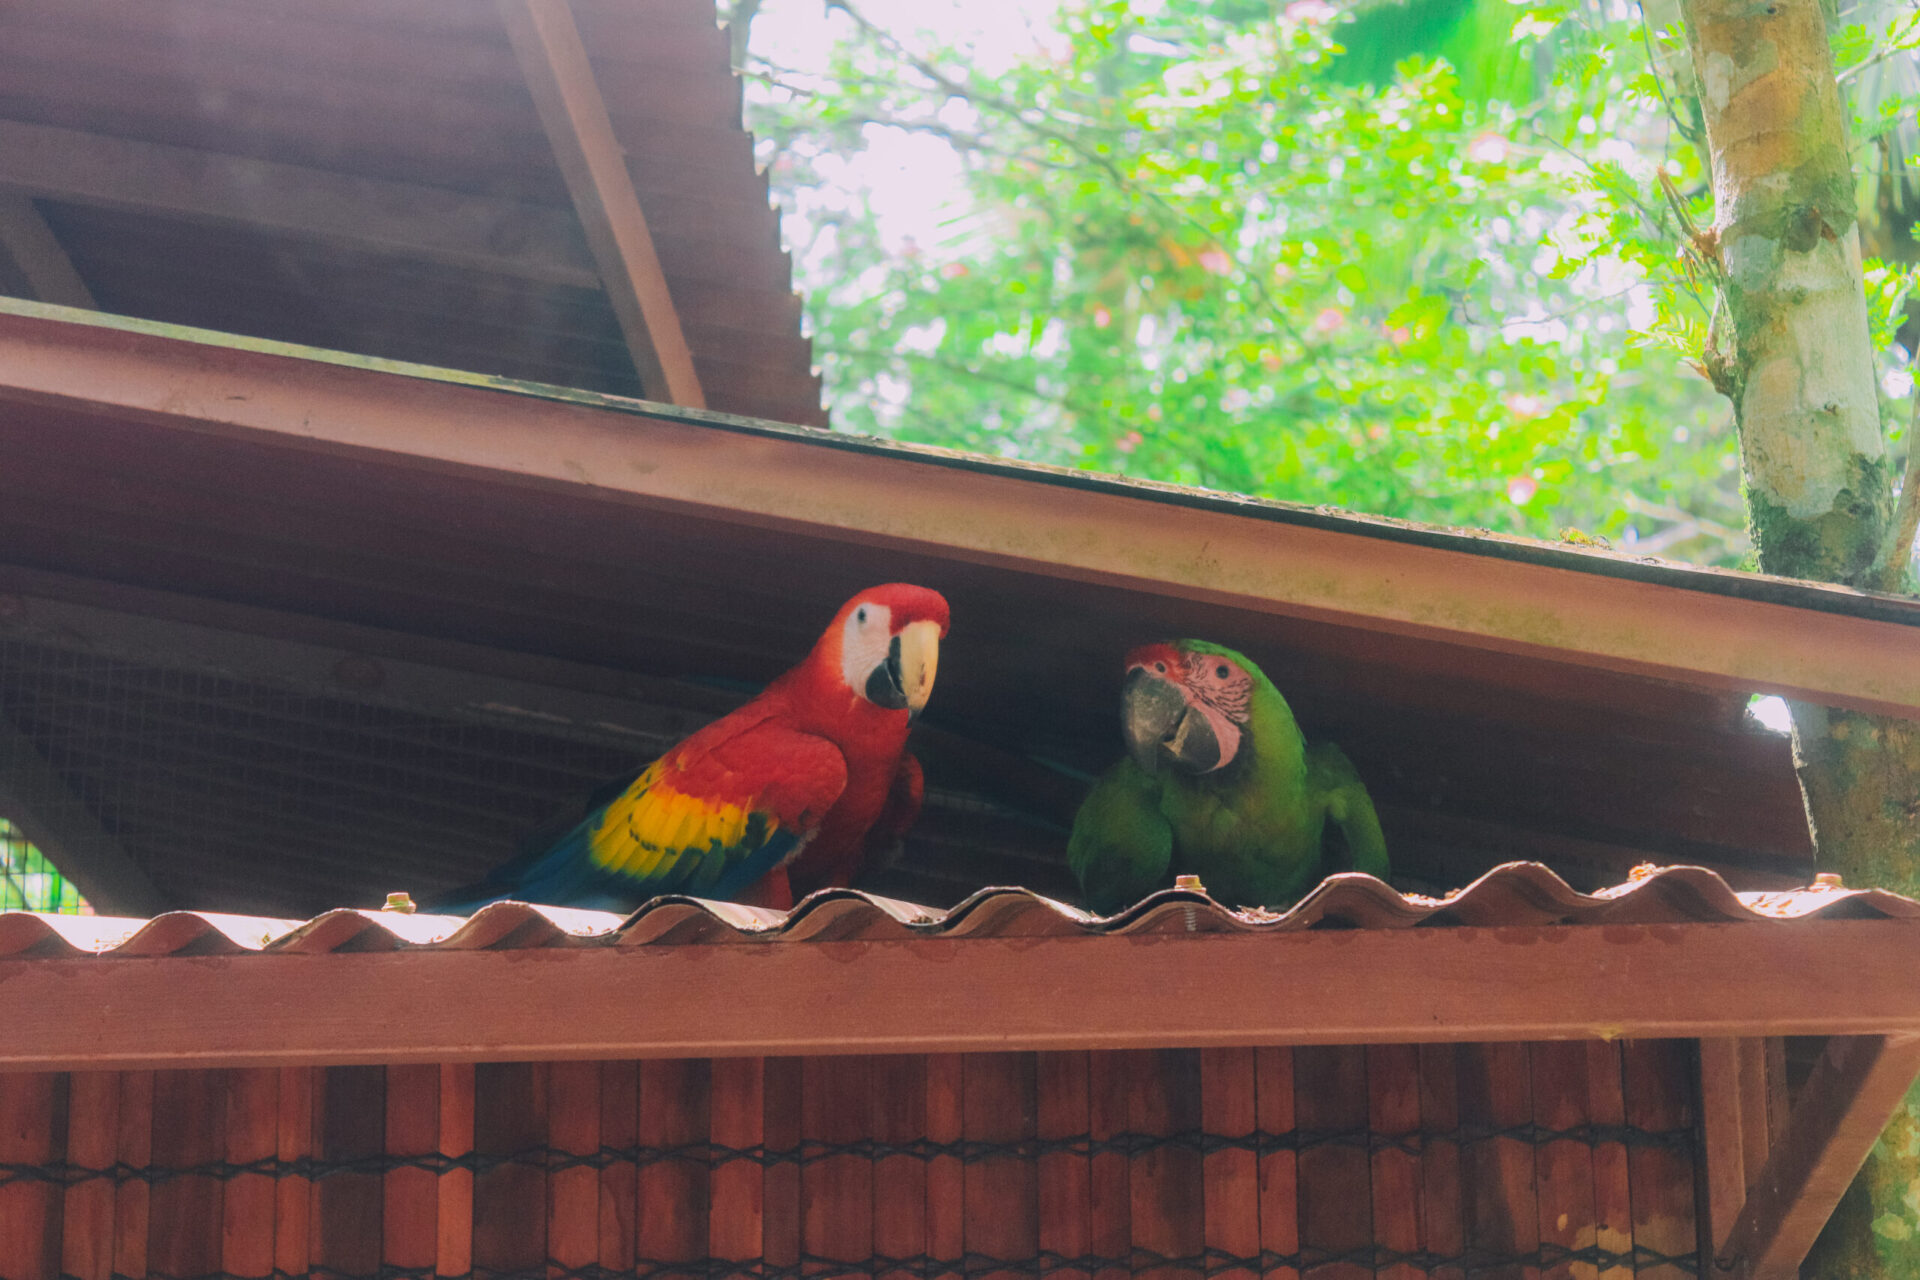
[
  {"left": 1698, "top": 1036, "right": 1750, "bottom": 1256},
  {"left": 1715, "top": 1033, "right": 1920, "bottom": 1280},
  {"left": 3, "top": 920, "right": 1920, "bottom": 1071},
  {"left": 1746, "top": 1036, "right": 1791, "bottom": 1184},
  {"left": 2, "top": 303, "right": 1917, "bottom": 718},
  {"left": 0, "top": 119, "right": 599, "bottom": 289},
  {"left": 500, "top": 0, "right": 705, "bottom": 406},
  {"left": 0, "top": 194, "right": 94, "bottom": 309},
  {"left": 0, "top": 704, "right": 163, "bottom": 917}
]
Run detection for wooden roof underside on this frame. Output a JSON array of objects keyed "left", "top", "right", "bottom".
[
  {"left": 0, "top": 0, "right": 826, "bottom": 425},
  {"left": 4, "top": 303, "right": 1919, "bottom": 917}
]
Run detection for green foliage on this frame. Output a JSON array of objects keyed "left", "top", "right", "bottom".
[
  {"left": 1866, "top": 261, "right": 1920, "bottom": 356},
  {"left": 0, "top": 819, "right": 88, "bottom": 914},
  {"left": 744, "top": 0, "right": 1780, "bottom": 561}
]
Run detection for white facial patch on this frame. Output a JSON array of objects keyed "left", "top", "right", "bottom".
[
  {"left": 839, "top": 601, "right": 894, "bottom": 695},
  {"left": 1182, "top": 651, "right": 1252, "bottom": 771}
]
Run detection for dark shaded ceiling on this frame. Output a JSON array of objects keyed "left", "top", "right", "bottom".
[{"left": 0, "top": 0, "right": 824, "bottom": 423}]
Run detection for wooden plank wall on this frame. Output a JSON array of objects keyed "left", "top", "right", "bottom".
[{"left": 0, "top": 1043, "right": 1709, "bottom": 1278}]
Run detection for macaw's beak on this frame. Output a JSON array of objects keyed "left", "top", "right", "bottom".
[
  {"left": 866, "top": 620, "right": 942, "bottom": 720},
  {"left": 1122, "top": 667, "right": 1220, "bottom": 775}
]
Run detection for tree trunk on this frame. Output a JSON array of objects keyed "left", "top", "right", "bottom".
[
  {"left": 1682, "top": 0, "right": 1890, "bottom": 578},
  {"left": 1678, "top": 0, "right": 1920, "bottom": 1272}
]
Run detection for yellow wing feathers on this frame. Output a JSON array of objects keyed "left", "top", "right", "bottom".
[{"left": 587, "top": 761, "right": 757, "bottom": 884}]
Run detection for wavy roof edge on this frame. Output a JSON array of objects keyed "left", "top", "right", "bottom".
[{"left": 2, "top": 863, "right": 1914, "bottom": 960}]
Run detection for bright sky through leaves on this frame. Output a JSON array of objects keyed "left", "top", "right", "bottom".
[{"left": 740, "top": 0, "right": 1920, "bottom": 571}]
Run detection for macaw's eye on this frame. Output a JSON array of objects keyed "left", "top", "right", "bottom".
[
  {"left": 1216, "top": 664, "right": 1230, "bottom": 679},
  {"left": 857, "top": 607, "right": 868, "bottom": 624},
  {"left": 1154, "top": 662, "right": 1166, "bottom": 673}
]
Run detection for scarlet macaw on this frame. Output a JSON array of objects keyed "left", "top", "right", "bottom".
[
  {"left": 447, "top": 584, "right": 949, "bottom": 912},
  {"left": 1067, "top": 639, "right": 1387, "bottom": 913}
]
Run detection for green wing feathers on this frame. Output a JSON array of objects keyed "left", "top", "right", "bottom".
[
  {"left": 1306, "top": 742, "right": 1389, "bottom": 880},
  {"left": 1067, "top": 757, "right": 1175, "bottom": 916}
]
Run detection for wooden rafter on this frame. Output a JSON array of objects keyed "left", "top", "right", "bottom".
[
  {"left": 0, "top": 120, "right": 599, "bottom": 289},
  {"left": 0, "top": 193, "right": 94, "bottom": 310},
  {"left": 1713, "top": 1033, "right": 1920, "bottom": 1280},
  {"left": 4, "top": 920, "right": 1920, "bottom": 1071},
  {"left": 0, "top": 704, "right": 162, "bottom": 917},
  {"left": 2, "top": 303, "right": 1918, "bottom": 719},
  {"left": 499, "top": 0, "right": 706, "bottom": 406}
]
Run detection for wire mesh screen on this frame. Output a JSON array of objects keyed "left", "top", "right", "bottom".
[
  {"left": 0, "top": 818, "right": 89, "bottom": 913},
  {"left": 0, "top": 621, "right": 1082, "bottom": 916},
  {"left": 0, "top": 635, "right": 668, "bottom": 916},
  {"left": 0, "top": 1042, "right": 1704, "bottom": 1278}
]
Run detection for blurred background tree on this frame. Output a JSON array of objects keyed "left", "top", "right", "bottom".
[
  {"left": 725, "top": 0, "right": 1919, "bottom": 567},
  {"left": 0, "top": 819, "right": 89, "bottom": 914}
]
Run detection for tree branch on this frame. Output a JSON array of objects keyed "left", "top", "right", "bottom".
[
  {"left": 1637, "top": 8, "right": 1706, "bottom": 149},
  {"left": 824, "top": 344, "right": 1106, "bottom": 418},
  {"left": 819, "top": 0, "right": 1343, "bottom": 383}
]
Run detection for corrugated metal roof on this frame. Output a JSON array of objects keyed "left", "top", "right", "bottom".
[{"left": 3, "top": 863, "right": 1912, "bottom": 960}]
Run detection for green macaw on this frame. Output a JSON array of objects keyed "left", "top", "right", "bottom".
[{"left": 1067, "top": 639, "right": 1389, "bottom": 914}]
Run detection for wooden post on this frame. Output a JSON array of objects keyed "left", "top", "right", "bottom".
[
  {"left": 708, "top": 1056, "right": 766, "bottom": 1267},
  {"left": 801, "top": 1054, "right": 873, "bottom": 1272},
  {"left": 762, "top": 1057, "right": 804, "bottom": 1274},
  {"left": 1529, "top": 1041, "right": 1598, "bottom": 1280},
  {"left": 1623, "top": 1041, "right": 1697, "bottom": 1280},
  {"left": 1087, "top": 1050, "right": 1133, "bottom": 1280},
  {"left": 472, "top": 1062, "right": 548, "bottom": 1272},
  {"left": 1583, "top": 1042, "right": 1632, "bottom": 1280},
  {"left": 1366, "top": 1044, "right": 1424, "bottom": 1280},
  {"left": 1416, "top": 1045, "right": 1465, "bottom": 1280},
  {"left": 315, "top": 1067, "right": 385, "bottom": 1276},
  {"left": 873, "top": 1054, "right": 928, "bottom": 1278},
  {"left": 1457, "top": 1043, "right": 1537, "bottom": 1280},
  {"left": 271, "top": 1068, "right": 312, "bottom": 1278},
  {"left": 381, "top": 1065, "right": 438, "bottom": 1273},
  {"left": 596, "top": 1062, "right": 638, "bottom": 1273},
  {"left": 1201, "top": 1047, "right": 1260, "bottom": 1280},
  {"left": 436, "top": 1064, "right": 475, "bottom": 1278},
  {"left": 1295, "top": 1045, "right": 1370, "bottom": 1280},
  {"left": 223, "top": 1069, "right": 280, "bottom": 1279},
  {"left": 1127, "top": 1049, "right": 1203, "bottom": 1278},
  {"left": 547, "top": 1060, "right": 602, "bottom": 1275},
  {"left": 1697, "top": 1037, "right": 1748, "bottom": 1257},
  {"left": 0, "top": 1072, "right": 57, "bottom": 1280},
  {"left": 964, "top": 1052, "right": 1040, "bottom": 1278},
  {"left": 60, "top": 1072, "right": 118, "bottom": 1280},
  {"left": 636, "top": 1059, "right": 709, "bottom": 1269},
  {"left": 149, "top": 1070, "right": 226, "bottom": 1278}
]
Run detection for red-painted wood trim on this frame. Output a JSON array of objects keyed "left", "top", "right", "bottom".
[{"left": 5, "top": 924, "right": 1920, "bottom": 1071}]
